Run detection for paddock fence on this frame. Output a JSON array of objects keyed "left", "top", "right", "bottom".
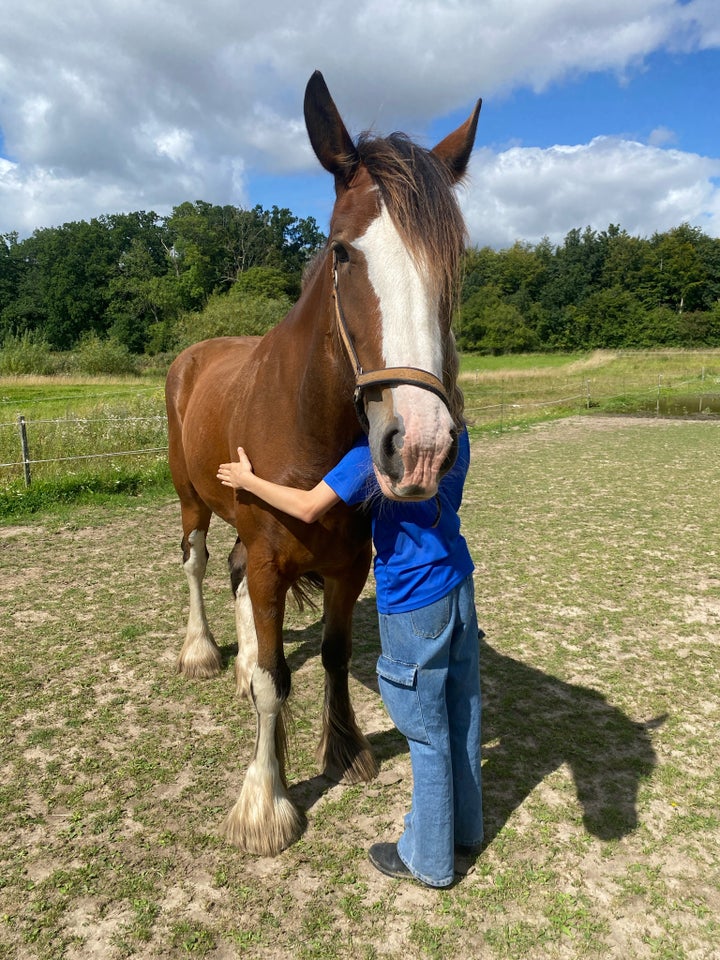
[
  {"left": 2, "top": 371, "right": 719, "bottom": 489},
  {"left": 0, "top": 412, "right": 169, "bottom": 487},
  {"left": 462, "top": 371, "right": 720, "bottom": 431}
]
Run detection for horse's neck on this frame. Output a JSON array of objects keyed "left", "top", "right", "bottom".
[{"left": 260, "top": 263, "right": 357, "bottom": 439}]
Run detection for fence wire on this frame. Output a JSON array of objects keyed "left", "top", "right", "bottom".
[
  {"left": 1, "top": 411, "right": 170, "bottom": 484},
  {"left": 2, "top": 372, "right": 719, "bottom": 486},
  {"left": 0, "top": 448, "right": 168, "bottom": 469}
]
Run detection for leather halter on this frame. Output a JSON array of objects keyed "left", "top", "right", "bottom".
[{"left": 332, "top": 254, "right": 451, "bottom": 429}]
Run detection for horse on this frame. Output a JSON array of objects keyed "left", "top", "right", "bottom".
[{"left": 165, "top": 70, "right": 481, "bottom": 856}]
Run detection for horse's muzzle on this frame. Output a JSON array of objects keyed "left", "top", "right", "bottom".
[{"left": 372, "top": 422, "right": 458, "bottom": 500}]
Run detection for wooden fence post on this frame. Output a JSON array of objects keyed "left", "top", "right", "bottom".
[{"left": 18, "top": 415, "right": 31, "bottom": 487}]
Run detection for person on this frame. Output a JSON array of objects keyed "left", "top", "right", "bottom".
[{"left": 217, "top": 429, "right": 483, "bottom": 888}]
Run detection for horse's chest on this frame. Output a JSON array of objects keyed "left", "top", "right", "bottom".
[{"left": 240, "top": 506, "right": 370, "bottom": 576}]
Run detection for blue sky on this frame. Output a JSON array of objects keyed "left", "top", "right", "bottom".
[{"left": 1, "top": 0, "right": 718, "bottom": 248}]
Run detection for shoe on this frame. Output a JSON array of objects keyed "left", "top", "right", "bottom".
[
  {"left": 455, "top": 843, "right": 481, "bottom": 856},
  {"left": 368, "top": 843, "right": 415, "bottom": 881},
  {"left": 369, "top": 843, "right": 458, "bottom": 888}
]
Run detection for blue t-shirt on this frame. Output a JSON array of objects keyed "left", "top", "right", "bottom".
[{"left": 324, "top": 430, "right": 475, "bottom": 614}]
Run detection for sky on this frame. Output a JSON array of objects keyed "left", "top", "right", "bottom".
[{"left": 1, "top": 0, "right": 719, "bottom": 250}]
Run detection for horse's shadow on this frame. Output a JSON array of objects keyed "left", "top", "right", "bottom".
[{"left": 223, "top": 597, "right": 664, "bottom": 846}]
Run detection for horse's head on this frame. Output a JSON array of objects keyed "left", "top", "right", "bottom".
[{"left": 304, "top": 71, "right": 481, "bottom": 500}]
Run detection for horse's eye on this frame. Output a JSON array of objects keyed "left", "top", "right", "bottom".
[{"left": 332, "top": 242, "right": 350, "bottom": 264}]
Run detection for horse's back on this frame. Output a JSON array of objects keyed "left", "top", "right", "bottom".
[{"left": 166, "top": 336, "right": 262, "bottom": 419}]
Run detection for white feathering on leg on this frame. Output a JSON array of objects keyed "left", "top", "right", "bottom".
[
  {"left": 177, "top": 529, "right": 222, "bottom": 678},
  {"left": 221, "top": 667, "right": 303, "bottom": 855}
]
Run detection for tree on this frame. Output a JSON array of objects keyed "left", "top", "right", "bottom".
[
  {"left": 233, "top": 266, "right": 297, "bottom": 300},
  {"left": 461, "top": 246, "right": 499, "bottom": 301},
  {"left": 172, "top": 280, "right": 292, "bottom": 350},
  {"left": 264, "top": 206, "right": 325, "bottom": 279},
  {"left": 457, "top": 284, "right": 539, "bottom": 354},
  {"left": 164, "top": 202, "right": 325, "bottom": 303},
  {"left": 647, "top": 224, "right": 710, "bottom": 314},
  {"left": 580, "top": 287, "right": 647, "bottom": 348},
  {"left": 23, "top": 219, "right": 115, "bottom": 348}
]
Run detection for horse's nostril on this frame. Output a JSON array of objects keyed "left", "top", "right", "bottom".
[
  {"left": 380, "top": 428, "right": 404, "bottom": 482},
  {"left": 382, "top": 428, "right": 399, "bottom": 460}
]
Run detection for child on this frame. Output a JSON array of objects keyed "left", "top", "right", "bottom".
[{"left": 217, "top": 430, "right": 483, "bottom": 888}]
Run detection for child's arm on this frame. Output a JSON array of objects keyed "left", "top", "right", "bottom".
[{"left": 217, "top": 447, "right": 340, "bottom": 523}]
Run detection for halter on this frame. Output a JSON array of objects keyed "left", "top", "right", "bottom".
[{"left": 332, "top": 253, "right": 451, "bottom": 430}]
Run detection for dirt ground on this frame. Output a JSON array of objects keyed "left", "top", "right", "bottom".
[{"left": 1, "top": 416, "right": 719, "bottom": 960}]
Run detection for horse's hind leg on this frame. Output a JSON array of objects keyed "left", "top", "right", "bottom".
[
  {"left": 318, "top": 569, "right": 378, "bottom": 784},
  {"left": 228, "top": 537, "right": 257, "bottom": 699},
  {"left": 176, "top": 509, "right": 223, "bottom": 679}
]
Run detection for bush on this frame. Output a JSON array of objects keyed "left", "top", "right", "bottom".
[
  {"left": 457, "top": 286, "right": 539, "bottom": 354},
  {"left": 68, "top": 334, "right": 139, "bottom": 376},
  {"left": 0, "top": 332, "right": 60, "bottom": 375},
  {"left": 173, "top": 291, "right": 292, "bottom": 350}
]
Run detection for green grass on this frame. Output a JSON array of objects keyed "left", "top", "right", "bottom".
[
  {"left": 1, "top": 414, "right": 718, "bottom": 958},
  {"left": 3, "top": 349, "right": 720, "bottom": 519},
  {"left": 460, "top": 348, "right": 720, "bottom": 434},
  {"left": 459, "top": 351, "right": 587, "bottom": 372},
  {"left": 0, "top": 375, "right": 169, "bottom": 517}
]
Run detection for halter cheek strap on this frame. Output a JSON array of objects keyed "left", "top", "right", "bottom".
[{"left": 332, "top": 255, "right": 450, "bottom": 428}]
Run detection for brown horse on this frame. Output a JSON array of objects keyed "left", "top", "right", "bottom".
[{"left": 166, "top": 71, "right": 481, "bottom": 856}]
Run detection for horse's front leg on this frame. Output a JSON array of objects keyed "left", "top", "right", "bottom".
[
  {"left": 228, "top": 537, "right": 257, "bottom": 699},
  {"left": 221, "top": 562, "right": 304, "bottom": 856},
  {"left": 318, "top": 561, "right": 379, "bottom": 784}
]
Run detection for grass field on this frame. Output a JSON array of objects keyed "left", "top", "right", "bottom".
[
  {"left": 460, "top": 348, "right": 720, "bottom": 431},
  {"left": 0, "top": 376, "right": 169, "bottom": 515},
  {"left": 1, "top": 349, "right": 720, "bottom": 518},
  {"left": 1, "top": 412, "right": 718, "bottom": 959}
]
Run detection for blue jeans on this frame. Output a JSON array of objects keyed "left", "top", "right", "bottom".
[{"left": 376, "top": 575, "right": 483, "bottom": 887}]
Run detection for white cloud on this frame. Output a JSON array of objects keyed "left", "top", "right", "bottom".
[
  {"left": 647, "top": 126, "right": 677, "bottom": 147},
  {"left": 461, "top": 137, "right": 720, "bottom": 247},
  {"left": 0, "top": 0, "right": 718, "bottom": 236}
]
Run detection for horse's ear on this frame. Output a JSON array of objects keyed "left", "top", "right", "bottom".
[
  {"left": 304, "top": 71, "right": 359, "bottom": 189},
  {"left": 432, "top": 99, "right": 482, "bottom": 182}
]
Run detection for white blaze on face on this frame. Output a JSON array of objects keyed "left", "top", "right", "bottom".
[
  {"left": 355, "top": 202, "right": 454, "bottom": 489},
  {"left": 355, "top": 203, "right": 442, "bottom": 384}
]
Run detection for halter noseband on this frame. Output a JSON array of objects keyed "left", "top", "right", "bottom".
[{"left": 332, "top": 254, "right": 451, "bottom": 429}]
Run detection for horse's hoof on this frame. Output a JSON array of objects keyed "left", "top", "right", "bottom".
[
  {"left": 221, "top": 764, "right": 305, "bottom": 855},
  {"left": 176, "top": 632, "right": 223, "bottom": 679}
]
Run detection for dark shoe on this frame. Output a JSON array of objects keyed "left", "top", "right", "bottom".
[
  {"left": 368, "top": 843, "right": 415, "bottom": 881},
  {"left": 455, "top": 842, "right": 483, "bottom": 856}
]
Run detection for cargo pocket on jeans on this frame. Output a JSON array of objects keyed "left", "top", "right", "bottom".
[{"left": 376, "top": 655, "right": 430, "bottom": 744}]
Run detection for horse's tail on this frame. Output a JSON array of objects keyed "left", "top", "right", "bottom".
[{"left": 290, "top": 572, "right": 325, "bottom": 612}]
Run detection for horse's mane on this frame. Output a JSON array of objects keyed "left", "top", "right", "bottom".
[
  {"left": 356, "top": 132, "right": 466, "bottom": 426},
  {"left": 301, "top": 248, "right": 325, "bottom": 290}
]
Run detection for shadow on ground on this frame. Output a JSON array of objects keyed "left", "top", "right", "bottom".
[{"left": 223, "top": 597, "right": 663, "bottom": 845}]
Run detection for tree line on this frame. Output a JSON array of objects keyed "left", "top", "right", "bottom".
[
  {"left": 1, "top": 206, "right": 719, "bottom": 358},
  {"left": 458, "top": 223, "right": 720, "bottom": 353},
  {"left": 0, "top": 201, "right": 324, "bottom": 356}
]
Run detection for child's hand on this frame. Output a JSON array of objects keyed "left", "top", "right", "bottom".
[{"left": 217, "top": 447, "right": 254, "bottom": 490}]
